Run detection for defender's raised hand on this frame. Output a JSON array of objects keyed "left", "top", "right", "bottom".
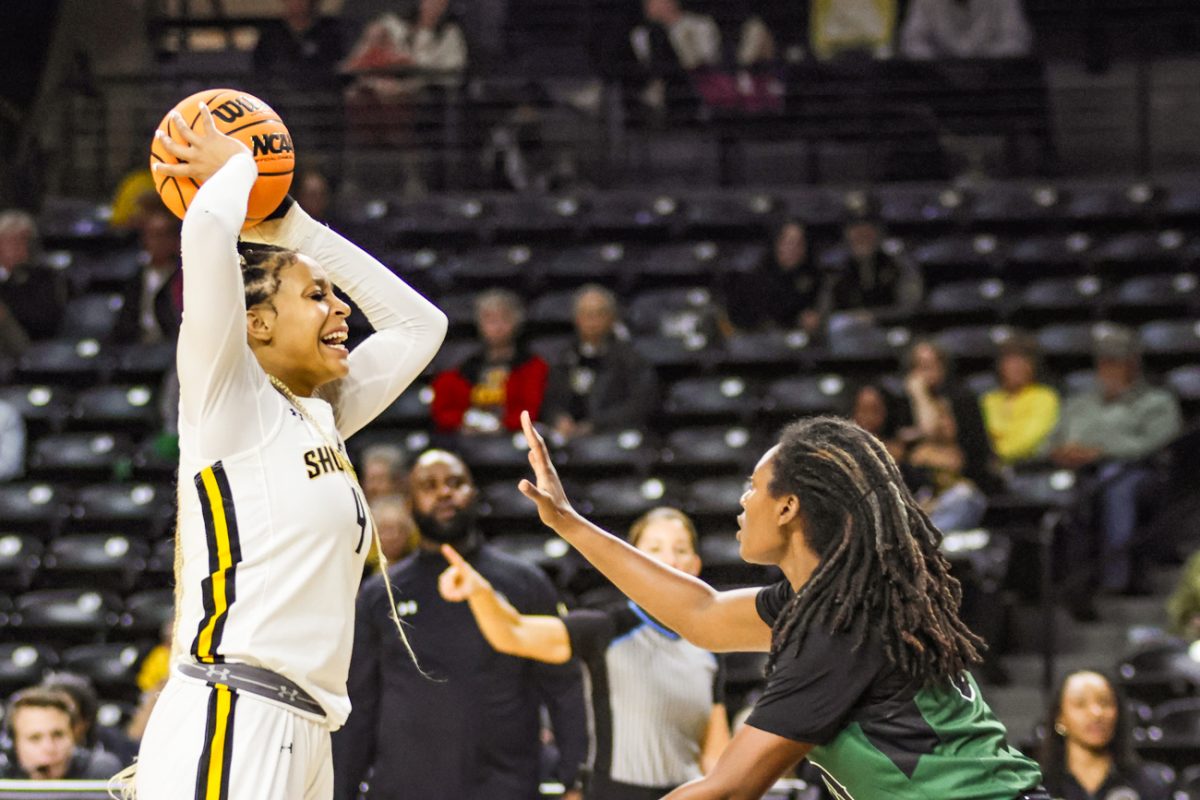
[
  {"left": 517, "top": 410, "right": 575, "bottom": 531},
  {"left": 153, "top": 103, "right": 252, "bottom": 184}
]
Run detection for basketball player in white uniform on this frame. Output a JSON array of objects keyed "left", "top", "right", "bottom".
[{"left": 132, "top": 105, "right": 447, "bottom": 799}]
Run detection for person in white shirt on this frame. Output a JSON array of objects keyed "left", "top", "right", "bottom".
[
  {"left": 125, "top": 102, "right": 446, "bottom": 799},
  {"left": 900, "top": 0, "right": 1033, "bottom": 59}
]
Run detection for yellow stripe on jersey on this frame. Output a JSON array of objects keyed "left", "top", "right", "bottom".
[
  {"left": 194, "top": 684, "right": 237, "bottom": 800},
  {"left": 191, "top": 462, "right": 242, "bottom": 664}
]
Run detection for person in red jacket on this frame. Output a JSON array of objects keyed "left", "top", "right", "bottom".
[{"left": 431, "top": 288, "right": 548, "bottom": 433}]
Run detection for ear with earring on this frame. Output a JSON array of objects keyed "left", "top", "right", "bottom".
[{"left": 1054, "top": 722, "right": 1067, "bottom": 736}]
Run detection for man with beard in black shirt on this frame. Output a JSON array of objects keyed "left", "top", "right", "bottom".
[{"left": 332, "top": 449, "right": 587, "bottom": 800}]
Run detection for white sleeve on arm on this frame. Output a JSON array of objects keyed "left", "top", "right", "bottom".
[
  {"left": 176, "top": 152, "right": 269, "bottom": 456},
  {"left": 245, "top": 204, "right": 448, "bottom": 439}
]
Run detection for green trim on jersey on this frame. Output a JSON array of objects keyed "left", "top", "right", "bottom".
[{"left": 807, "top": 673, "right": 1042, "bottom": 800}]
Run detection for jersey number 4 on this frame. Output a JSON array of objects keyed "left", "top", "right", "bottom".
[{"left": 350, "top": 486, "right": 367, "bottom": 554}]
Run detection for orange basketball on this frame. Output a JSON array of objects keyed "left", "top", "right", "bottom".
[{"left": 149, "top": 88, "right": 294, "bottom": 229}]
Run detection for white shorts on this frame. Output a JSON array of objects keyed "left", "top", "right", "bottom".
[{"left": 135, "top": 677, "right": 332, "bottom": 800}]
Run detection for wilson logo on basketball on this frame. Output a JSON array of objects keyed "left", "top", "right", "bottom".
[
  {"left": 252, "top": 133, "right": 294, "bottom": 157},
  {"left": 211, "top": 95, "right": 266, "bottom": 124}
]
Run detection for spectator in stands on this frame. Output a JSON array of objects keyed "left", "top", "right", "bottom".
[
  {"left": 719, "top": 220, "right": 823, "bottom": 336},
  {"left": 439, "top": 506, "right": 731, "bottom": 799},
  {"left": 108, "top": 168, "right": 159, "bottom": 232},
  {"left": 809, "top": 0, "right": 898, "bottom": 60},
  {"left": 431, "top": 289, "right": 548, "bottom": 434},
  {"left": 0, "top": 398, "right": 25, "bottom": 481},
  {"left": 629, "top": 0, "right": 721, "bottom": 116},
  {"left": 981, "top": 333, "right": 1060, "bottom": 465},
  {"left": 371, "top": 492, "right": 419, "bottom": 565},
  {"left": 542, "top": 285, "right": 658, "bottom": 442},
  {"left": 294, "top": 166, "right": 333, "bottom": 224},
  {"left": 253, "top": 0, "right": 345, "bottom": 89},
  {"left": 1049, "top": 326, "right": 1182, "bottom": 598},
  {"left": 899, "top": 0, "right": 1033, "bottom": 59},
  {"left": 361, "top": 443, "right": 407, "bottom": 504},
  {"left": 821, "top": 210, "right": 923, "bottom": 325},
  {"left": 850, "top": 382, "right": 905, "bottom": 462},
  {"left": 896, "top": 339, "right": 994, "bottom": 531},
  {"left": 333, "top": 449, "right": 587, "bottom": 800},
  {"left": 1038, "top": 670, "right": 1171, "bottom": 800},
  {"left": 115, "top": 207, "right": 183, "bottom": 344},
  {"left": 0, "top": 209, "right": 56, "bottom": 344},
  {"left": 1167, "top": 550, "right": 1200, "bottom": 641},
  {"left": 40, "top": 672, "right": 137, "bottom": 766},
  {"left": 1, "top": 687, "right": 123, "bottom": 780}
]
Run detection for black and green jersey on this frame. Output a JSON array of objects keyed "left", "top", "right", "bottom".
[{"left": 747, "top": 581, "right": 1042, "bottom": 800}]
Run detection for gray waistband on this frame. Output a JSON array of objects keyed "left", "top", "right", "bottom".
[{"left": 178, "top": 661, "right": 325, "bottom": 718}]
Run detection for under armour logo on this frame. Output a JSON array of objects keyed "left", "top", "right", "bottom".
[
  {"left": 277, "top": 686, "right": 299, "bottom": 703},
  {"left": 281, "top": 743, "right": 293, "bottom": 753},
  {"left": 395, "top": 600, "right": 418, "bottom": 617},
  {"left": 288, "top": 408, "right": 302, "bottom": 419},
  {"left": 204, "top": 666, "right": 231, "bottom": 682}
]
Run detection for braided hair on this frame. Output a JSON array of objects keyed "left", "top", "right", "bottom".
[
  {"left": 764, "top": 416, "right": 983, "bottom": 687},
  {"left": 237, "top": 242, "right": 298, "bottom": 309}
]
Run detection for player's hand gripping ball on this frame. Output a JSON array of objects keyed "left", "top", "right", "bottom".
[{"left": 150, "top": 88, "right": 294, "bottom": 228}]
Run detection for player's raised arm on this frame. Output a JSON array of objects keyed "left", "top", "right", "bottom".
[
  {"left": 241, "top": 199, "right": 447, "bottom": 439},
  {"left": 155, "top": 106, "right": 264, "bottom": 450},
  {"left": 517, "top": 412, "right": 771, "bottom": 653}
]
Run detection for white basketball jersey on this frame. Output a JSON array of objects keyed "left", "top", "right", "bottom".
[{"left": 175, "top": 392, "right": 368, "bottom": 728}]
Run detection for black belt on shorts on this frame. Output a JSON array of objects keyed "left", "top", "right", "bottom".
[{"left": 178, "top": 661, "right": 325, "bottom": 718}]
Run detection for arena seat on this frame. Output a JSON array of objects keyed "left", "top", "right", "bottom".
[
  {"left": 970, "top": 184, "right": 1063, "bottom": 226},
  {"left": 0, "top": 535, "right": 42, "bottom": 593},
  {"left": 1175, "top": 764, "right": 1200, "bottom": 800},
  {"left": 576, "top": 476, "right": 682, "bottom": 524},
  {"left": 142, "top": 538, "right": 176, "bottom": 585},
  {"left": 59, "top": 642, "right": 145, "bottom": 698},
  {"left": 874, "top": 184, "right": 965, "bottom": 228},
  {"left": 662, "top": 376, "right": 757, "bottom": 426},
  {"left": 0, "top": 643, "right": 60, "bottom": 696},
  {"left": 1091, "top": 230, "right": 1186, "bottom": 274},
  {"left": 478, "top": 480, "right": 542, "bottom": 527},
  {"left": 28, "top": 433, "right": 135, "bottom": 480},
  {"left": 485, "top": 194, "right": 583, "bottom": 240},
  {"left": 626, "top": 287, "right": 717, "bottom": 337},
  {"left": 16, "top": 339, "right": 112, "bottom": 385},
  {"left": 717, "top": 331, "right": 808, "bottom": 375},
  {"left": 761, "top": 374, "right": 851, "bottom": 423},
  {"left": 71, "top": 385, "right": 159, "bottom": 430},
  {"left": 1140, "top": 319, "right": 1200, "bottom": 361},
  {"left": 908, "top": 234, "right": 1001, "bottom": 285},
  {"left": 1006, "top": 233, "right": 1094, "bottom": 279},
  {"left": 445, "top": 245, "right": 539, "bottom": 291},
  {"left": 131, "top": 436, "right": 178, "bottom": 481},
  {"left": 113, "top": 341, "right": 175, "bottom": 382},
  {"left": 586, "top": 192, "right": 680, "bottom": 239},
  {"left": 819, "top": 324, "right": 909, "bottom": 369},
  {"left": 384, "top": 196, "right": 488, "bottom": 245},
  {"left": 558, "top": 431, "right": 653, "bottom": 477},
  {"left": 433, "top": 292, "right": 480, "bottom": 334},
  {"left": 452, "top": 433, "right": 531, "bottom": 477},
  {"left": 371, "top": 384, "right": 433, "bottom": 429},
  {"left": 0, "top": 384, "right": 73, "bottom": 435},
  {"left": 68, "top": 248, "right": 141, "bottom": 293},
  {"left": 681, "top": 190, "right": 776, "bottom": 237},
  {"left": 13, "top": 588, "right": 123, "bottom": 642},
  {"left": 0, "top": 483, "right": 71, "bottom": 537},
  {"left": 121, "top": 587, "right": 174, "bottom": 635},
  {"left": 1063, "top": 182, "right": 1156, "bottom": 223},
  {"left": 660, "top": 426, "right": 761, "bottom": 475},
  {"left": 1117, "top": 642, "right": 1200, "bottom": 707},
  {"left": 683, "top": 474, "right": 746, "bottom": 519},
  {"left": 1016, "top": 276, "right": 1105, "bottom": 325},
  {"left": 933, "top": 325, "right": 1012, "bottom": 365},
  {"left": 625, "top": 242, "right": 730, "bottom": 290},
  {"left": 57, "top": 294, "right": 126, "bottom": 342},
  {"left": 1000, "top": 468, "right": 1081, "bottom": 510},
  {"left": 1135, "top": 697, "right": 1200, "bottom": 771},
  {"left": 777, "top": 187, "right": 848, "bottom": 228},
  {"left": 527, "top": 288, "right": 581, "bottom": 330},
  {"left": 633, "top": 334, "right": 718, "bottom": 375},
  {"left": 923, "top": 278, "right": 1008, "bottom": 326},
  {"left": 964, "top": 371, "right": 999, "bottom": 397},
  {"left": 1112, "top": 273, "right": 1199, "bottom": 319},
  {"left": 1160, "top": 183, "right": 1200, "bottom": 219},
  {"left": 1166, "top": 365, "right": 1200, "bottom": 409},
  {"left": 1035, "top": 322, "right": 1102, "bottom": 363},
  {"left": 540, "top": 243, "right": 628, "bottom": 289},
  {"left": 41, "top": 534, "right": 149, "bottom": 593},
  {"left": 70, "top": 483, "right": 174, "bottom": 536}
]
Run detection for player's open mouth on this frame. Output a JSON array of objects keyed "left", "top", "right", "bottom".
[{"left": 320, "top": 329, "right": 348, "bottom": 351}]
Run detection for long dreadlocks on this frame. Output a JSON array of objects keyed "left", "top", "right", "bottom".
[
  {"left": 764, "top": 415, "right": 983, "bottom": 687},
  {"left": 238, "top": 242, "right": 297, "bottom": 309}
]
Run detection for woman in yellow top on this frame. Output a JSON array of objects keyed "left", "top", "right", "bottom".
[{"left": 982, "top": 334, "right": 1060, "bottom": 464}]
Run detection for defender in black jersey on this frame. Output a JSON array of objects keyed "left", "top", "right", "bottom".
[{"left": 515, "top": 411, "right": 1046, "bottom": 800}]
